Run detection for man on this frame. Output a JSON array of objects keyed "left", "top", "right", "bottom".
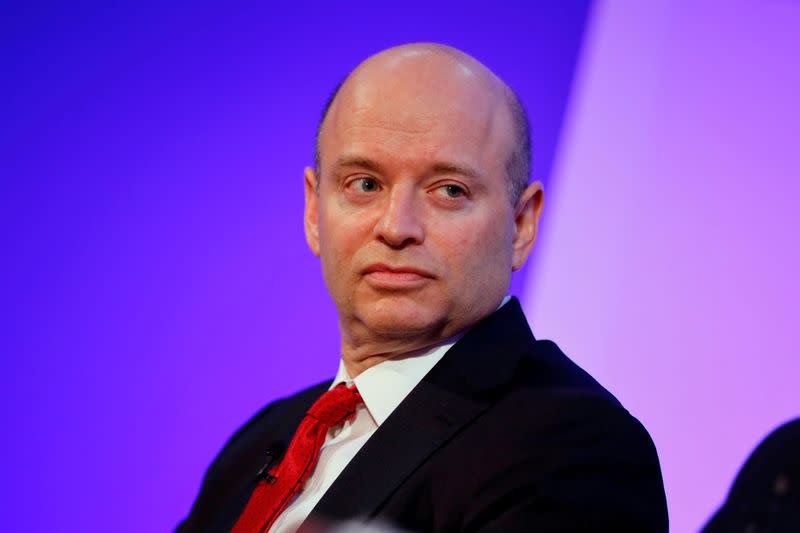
[{"left": 178, "top": 43, "right": 668, "bottom": 532}]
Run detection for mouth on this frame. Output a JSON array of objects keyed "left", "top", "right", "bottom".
[{"left": 361, "top": 263, "right": 435, "bottom": 289}]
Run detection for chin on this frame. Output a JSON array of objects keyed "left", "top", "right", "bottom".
[{"left": 357, "top": 296, "right": 447, "bottom": 339}]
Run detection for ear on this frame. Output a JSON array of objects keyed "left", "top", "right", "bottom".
[
  {"left": 511, "top": 181, "right": 544, "bottom": 271},
  {"left": 304, "top": 166, "right": 321, "bottom": 256}
]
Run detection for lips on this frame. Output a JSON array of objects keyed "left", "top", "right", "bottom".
[
  {"left": 361, "top": 263, "right": 435, "bottom": 288},
  {"left": 362, "top": 263, "right": 435, "bottom": 278}
]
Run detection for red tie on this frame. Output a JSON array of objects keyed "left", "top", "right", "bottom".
[{"left": 230, "top": 383, "right": 363, "bottom": 533}]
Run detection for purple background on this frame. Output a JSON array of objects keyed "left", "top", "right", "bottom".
[
  {"left": 3, "top": 2, "right": 798, "bottom": 532},
  {"left": 1, "top": 3, "right": 588, "bottom": 532},
  {"left": 525, "top": 2, "right": 800, "bottom": 531}
]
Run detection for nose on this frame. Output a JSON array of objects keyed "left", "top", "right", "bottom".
[{"left": 374, "top": 184, "right": 424, "bottom": 248}]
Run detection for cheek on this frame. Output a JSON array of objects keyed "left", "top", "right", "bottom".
[
  {"left": 434, "top": 214, "right": 505, "bottom": 264},
  {"left": 318, "top": 206, "right": 370, "bottom": 274},
  {"left": 450, "top": 216, "right": 514, "bottom": 279}
]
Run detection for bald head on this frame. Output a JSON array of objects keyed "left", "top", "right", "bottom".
[{"left": 314, "top": 43, "right": 531, "bottom": 203}]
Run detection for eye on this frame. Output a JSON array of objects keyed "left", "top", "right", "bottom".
[
  {"left": 435, "top": 183, "right": 467, "bottom": 199},
  {"left": 347, "top": 176, "right": 381, "bottom": 193}
]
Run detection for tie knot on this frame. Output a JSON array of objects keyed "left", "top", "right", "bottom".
[{"left": 307, "top": 383, "right": 363, "bottom": 426}]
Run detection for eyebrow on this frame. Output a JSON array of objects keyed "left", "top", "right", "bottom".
[
  {"left": 334, "top": 156, "right": 481, "bottom": 180},
  {"left": 430, "top": 162, "right": 481, "bottom": 180},
  {"left": 334, "top": 156, "right": 385, "bottom": 174}
]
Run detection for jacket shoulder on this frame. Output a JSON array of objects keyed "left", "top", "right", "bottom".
[
  {"left": 515, "top": 338, "right": 621, "bottom": 404},
  {"left": 178, "top": 380, "right": 330, "bottom": 532},
  {"left": 213, "top": 379, "right": 330, "bottom": 465},
  {"left": 461, "top": 339, "right": 668, "bottom": 531}
]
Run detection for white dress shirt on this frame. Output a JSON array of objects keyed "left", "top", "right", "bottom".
[{"left": 269, "top": 296, "right": 510, "bottom": 532}]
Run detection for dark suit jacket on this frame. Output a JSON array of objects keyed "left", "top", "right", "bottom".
[{"left": 178, "top": 298, "right": 668, "bottom": 532}]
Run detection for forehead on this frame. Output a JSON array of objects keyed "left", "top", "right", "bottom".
[{"left": 319, "top": 59, "right": 515, "bottom": 177}]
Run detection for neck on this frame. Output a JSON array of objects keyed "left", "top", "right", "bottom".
[
  {"left": 338, "top": 296, "right": 509, "bottom": 377},
  {"left": 340, "top": 335, "right": 446, "bottom": 378}
]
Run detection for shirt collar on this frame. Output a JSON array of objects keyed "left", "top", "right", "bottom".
[{"left": 331, "top": 295, "right": 511, "bottom": 426}]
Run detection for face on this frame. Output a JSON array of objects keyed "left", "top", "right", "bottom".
[{"left": 304, "top": 55, "right": 542, "bottom": 348}]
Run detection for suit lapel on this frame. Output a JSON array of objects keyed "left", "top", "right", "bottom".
[
  {"left": 308, "top": 373, "right": 490, "bottom": 523},
  {"left": 307, "top": 298, "right": 534, "bottom": 524},
  {"left": 211, "top": 381, "right": 332, "bottom": 533}
]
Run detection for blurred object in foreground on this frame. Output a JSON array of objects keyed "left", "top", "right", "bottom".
[
  {"left": 301, "top": 517, "right": 409, "bottom": 533},
  {"left": 703, "top": 418, "right": 800, "bottom": 532}
]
